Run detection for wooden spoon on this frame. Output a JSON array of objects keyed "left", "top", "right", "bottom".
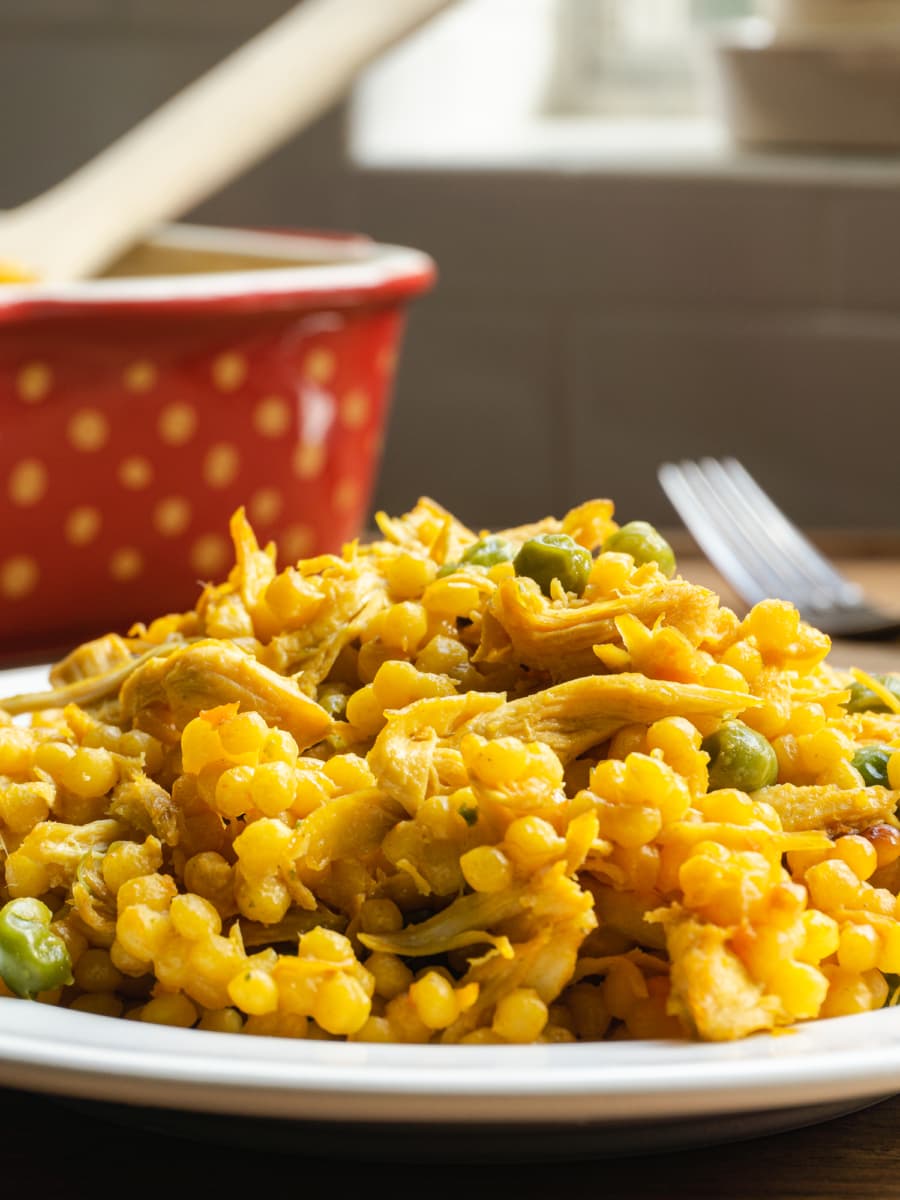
[{"left": 0, "top": 0, "right": 455, "bottom": 284}]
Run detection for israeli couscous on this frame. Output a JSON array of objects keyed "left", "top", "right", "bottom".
[{"left": 1, "top": 496, "right": 899, "bottom": 1044}]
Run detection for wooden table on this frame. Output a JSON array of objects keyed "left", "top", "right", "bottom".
[
  {"left": 0, "top": 1089, "right": 897, "bottom": 1190},
  {"left": 2, "top": 1084, "right": 899, "bottom": 1196},
  {"left": 5, "top": 1084, "right": 900, "bottom": 1195},
  {"left": 2, "top": 555, "right": 899, "bottom": 1196}
]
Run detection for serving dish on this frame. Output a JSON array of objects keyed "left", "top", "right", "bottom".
[
  {"left": 757, "top": 1, "right": 900, "bottom": 36},
  {"left": 708, "top": 17, "right": 900, "bottom": 149},
  {"left": 0, "top": 223, "right": 435, "bottom": 662}
]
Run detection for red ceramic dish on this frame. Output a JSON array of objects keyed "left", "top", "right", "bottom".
[{"left": 0, "top": 224, "right": 435, "bottom": 662}]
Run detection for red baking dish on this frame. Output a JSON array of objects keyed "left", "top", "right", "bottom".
[{"left": 0, "top": 223, "right": 435, "bottom": 662}]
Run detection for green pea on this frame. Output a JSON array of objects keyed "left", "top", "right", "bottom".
[
  {"left": 702, "top": 721, "right": 778, "bottom": 792},
  {"left": 460, "top": 536, "right": 516, "bottom": 569},
  {"left": 843, "top": 675, "right": 900, "bottom": 714},
  {"left": 0, "top": 897, "right": 73, "bottom": 1000},
  {"left": 602, "top": 521, "right": 676, "bottom": 578},
  {"left": 852, "top": 745, "right": 892, "bottom": 788},
  {"left": 513, "top": 534, "right": 592, "bottom": 597},
  {"left": 439, "top": 536, "right": 517, "bottom": 579}
]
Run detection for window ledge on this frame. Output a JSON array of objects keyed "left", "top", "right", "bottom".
[{"left": 349, "top": 112, "right": 900, "bottom": 187}]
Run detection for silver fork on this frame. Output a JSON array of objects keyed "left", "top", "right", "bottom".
[{"left": 657, "top": 456, "right": 900, "bottom": 639}]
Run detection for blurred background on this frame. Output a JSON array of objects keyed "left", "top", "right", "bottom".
[{"left": 3, "top": 0, "right": 900, "bottom": 534}]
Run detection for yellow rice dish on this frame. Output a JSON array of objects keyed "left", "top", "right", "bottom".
[{"left": 1, "top": 496, "right": 899, "bottom": 1045}]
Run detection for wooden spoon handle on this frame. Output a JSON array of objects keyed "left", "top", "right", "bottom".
[{"left": 11, "top": 0, "right": 455, "bottom": 282}]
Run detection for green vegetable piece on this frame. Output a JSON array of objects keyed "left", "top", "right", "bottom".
[
  {"left": 439, "top": 537, "right": 516, "bottom": 579},
  {"left": 844, "top": 674, "right": 900, "bottom": 714},
  {"left": 602, "top": 521, "right": 676, "bottom": 578},
  {"left": 882, "top": 973, "right": 900, "bottom": 1008},
  {"left": 0, "top": 897, "right": 73, "bottom": 1000},
  {"left": 513, "top": 534, "right": 592, "bottom": 597},
  {"left": 460, "top": 536, "right": 516, "bottom": 569},
  {"left": 702, "top": 721, "right": 779, "bottom": 793},
  {"left": 852, "top": 744, "right": 892, "bottom": 788}
]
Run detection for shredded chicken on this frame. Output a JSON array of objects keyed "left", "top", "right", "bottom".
[
  {"left": 119, "top": 640, "right": 331, "bottom": 748},
  {"left": 460, "top": 674, "right": 761, "bottom": 763}
]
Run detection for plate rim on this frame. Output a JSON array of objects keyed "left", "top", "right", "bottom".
[{"left": 0, "top": 1000, "right": 897, "bottom": 1125}]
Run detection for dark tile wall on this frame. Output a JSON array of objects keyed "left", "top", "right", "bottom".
[
  {"left": 354, "top": 170, "right": 834, "bottom": 308},
  {"left": 359, "top": 169, "right": 900, "bottom": 531},
  {"left": 379, "top": 304, "right": 563, "bottom": 530}
]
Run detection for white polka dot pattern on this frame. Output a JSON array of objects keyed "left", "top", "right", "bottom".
[
  {"left": 1, "top": 556, "right": 39, "bottom": 599},
  {"left": 248, "top": 487, "right": 283, "bottom": 526},
  {"left": 292, "top": 442, "right": 325, "bottom": 481},
  {"left": 203, "top": 443, "right": 240, "bottom": 489},
  {"left": 333, "top": 477, "right": 360, "bottom": 513},
  {"left": 123, "top": 361, "right": 157, "bottom": 393},
  {"left": 109, "top": 547, "right": 143, "bottom": 582},
  {"left": 212, "top": 352, "right": 247, "bottom": 392},
  {"left": 15, "top": 362, "right": 52, "bottom": 404},
  {"left": 65, "top": 507, "right": 101, "bottom": 547},
  {"left": 191, "top": 534, "right": 229, "bottom": 576},
  {"left": 118, "top": 456, "right": 154, "bottom": 490},
  {"left": 253, "top": 395, "right": 291, "bottom": 438},
  {"left": 158, "top": 403, "right": 197, "bottom": 446},
  {"left": 68, "top": 409, "right": 109, "bottom": 452},
  {"left": 340, "top": 389, "right": 369, "bottom": 431},
  {"left": 0, "top": 323, "right": 393, "bottom": 644},
  {"left": 303, "top": 348, "right": 335, "bottom": 384},
  {"left": 8, "top": 459, "right": 47, "bottom": 507},
  {"left": 153, "top": 497, "right": 192, "bottom": 537},
  {"left": 280, "top": 523, "right": 314, "bottom": 562}
]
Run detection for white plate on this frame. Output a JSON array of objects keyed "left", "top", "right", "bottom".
[
  {"left": 1, "top": 662, "right": 897, "bottom": 1157},
  {"left": 0, "top": 1000, "right": 897, "bottom": 1157}
]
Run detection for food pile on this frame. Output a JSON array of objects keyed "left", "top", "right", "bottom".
[{"left": 1, "top": 497, "right": 899, "bottom": 1044}]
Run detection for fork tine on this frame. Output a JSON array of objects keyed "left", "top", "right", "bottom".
[
  {"left": 659, "top": 457, "right": 900, "bottom": 638},
  {"left": 719, "top": 458, "right": 864, "bottom": 607},
  {"left": 697, "top": 457, "right": 833, "bottom": 611},
  {"left": 657, "top": 460, "right": 772, "bottom": 607},
  {"left": 679, "top": 458, "right": 825, "bottom": 606},
  {"left": 660, "top": 459, "right": 839, "bottom": 611}
]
